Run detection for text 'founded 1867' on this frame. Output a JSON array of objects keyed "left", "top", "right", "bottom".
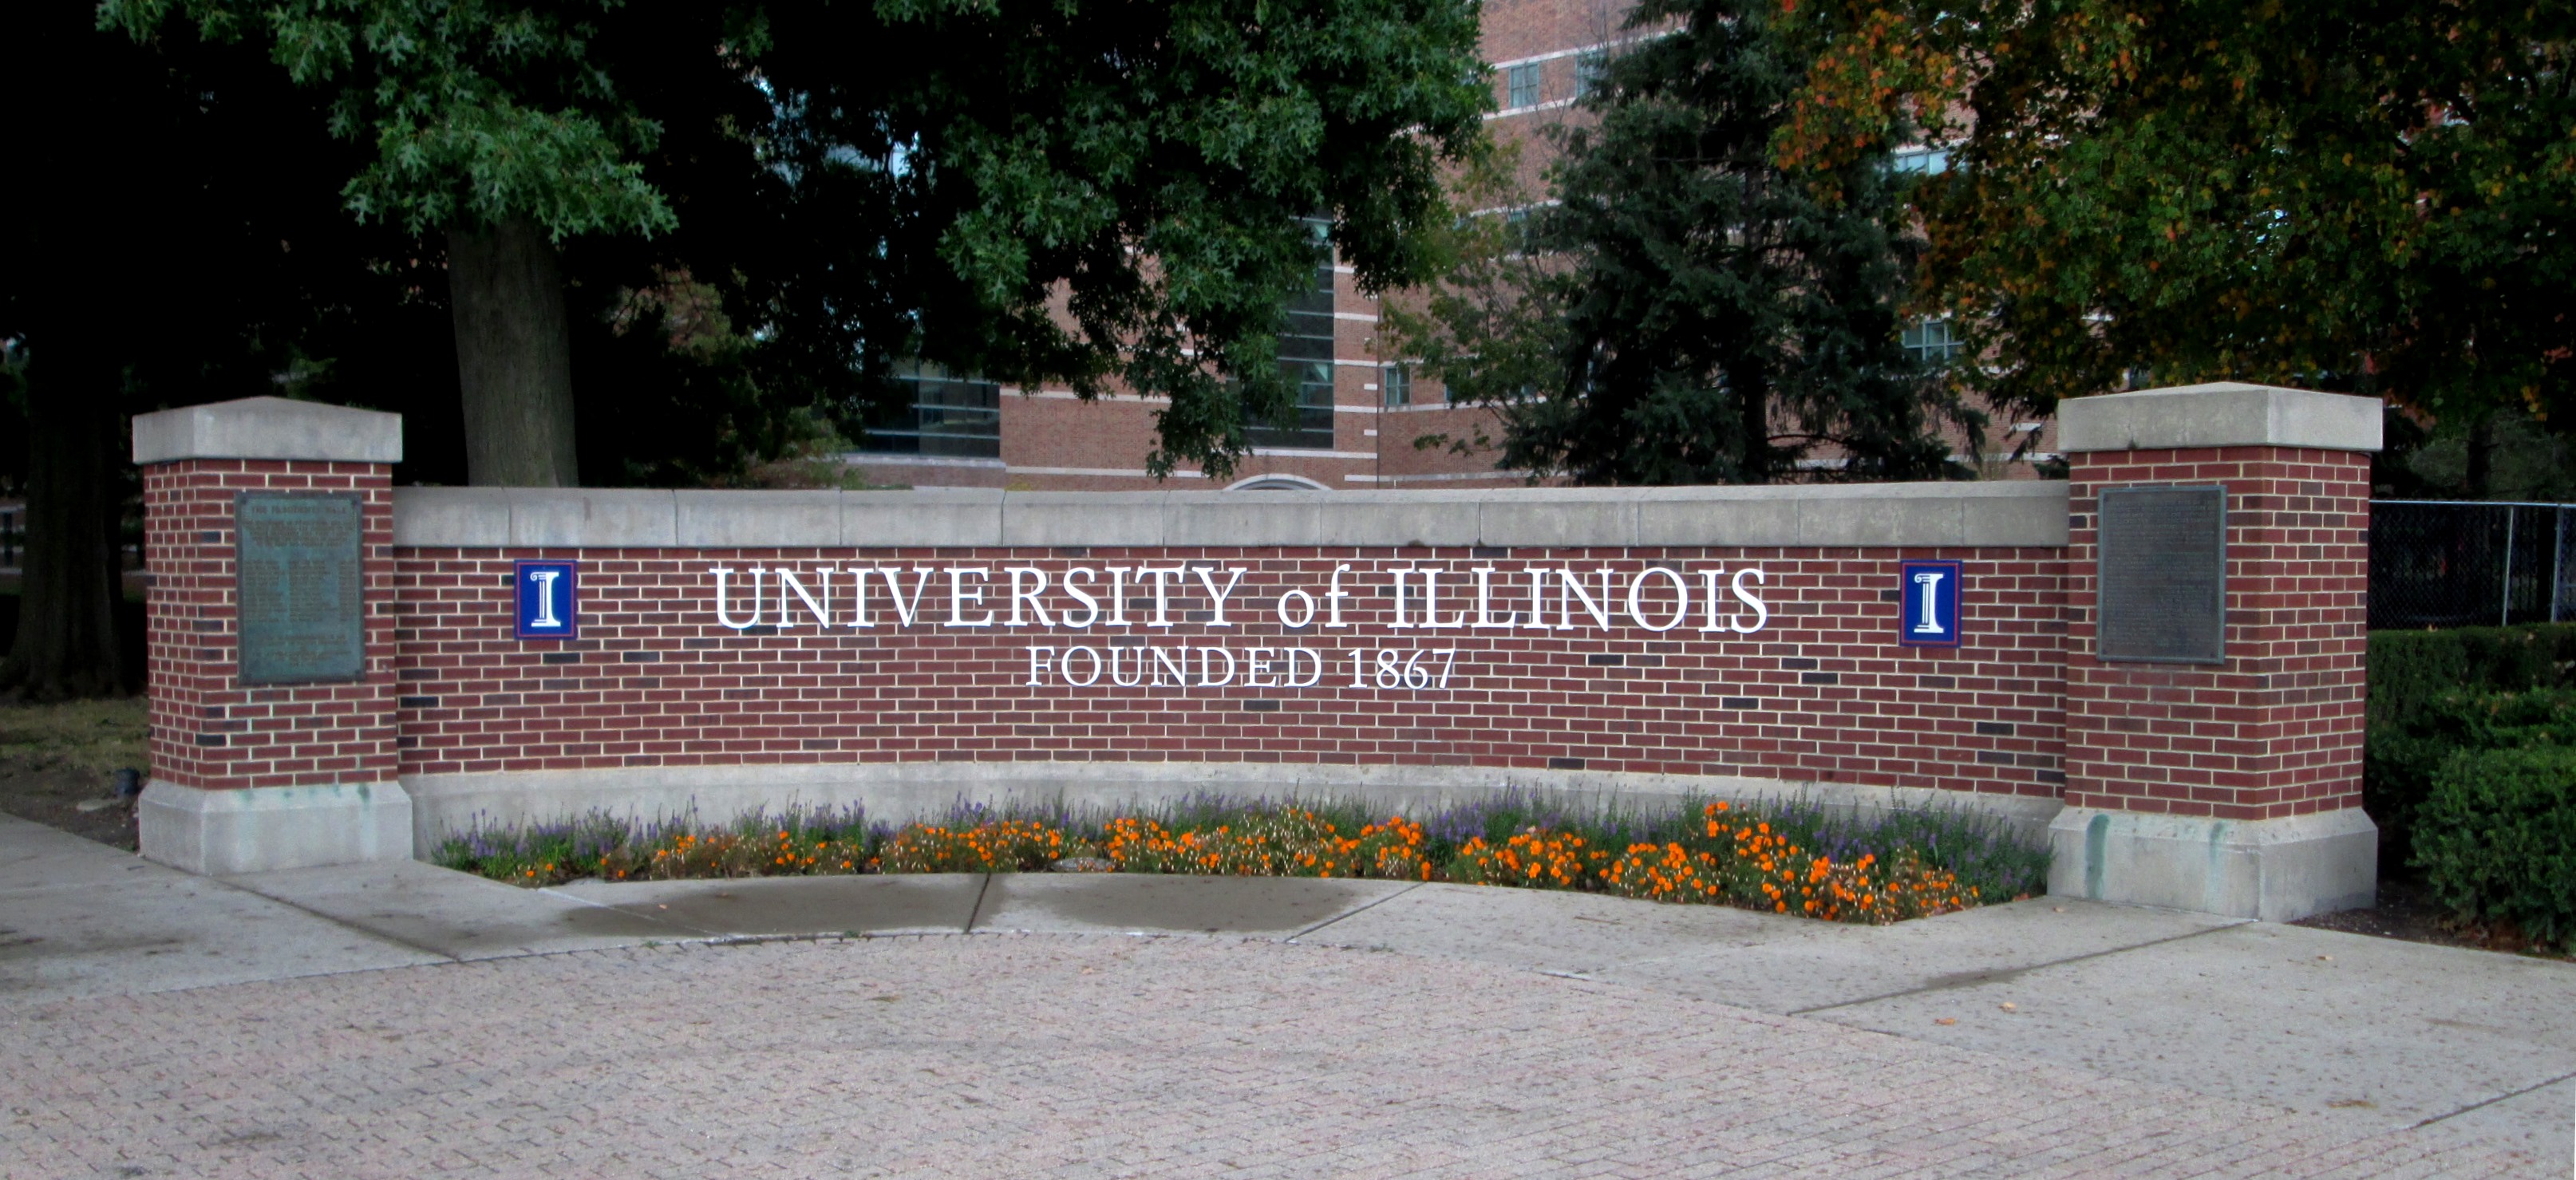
[
  {"left": 235, "top": 492, "right": 366, "bottom": 685},
  {"left": 2096, "top": 485, "right": 2226, "bottom": 665}
]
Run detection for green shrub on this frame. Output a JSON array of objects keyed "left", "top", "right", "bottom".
[
  {"left": 2369, "top": 687, "right": 2576, "bottom": 858},
  {"left": 2368, "top": 623, "right": 2576, "bottom": 728},
  {"left": 2365, "top": 623, "right": 2576, "bottom": 865},
  {"left": 2416, "top": 745, "right": 2576, "bottom": 949}
]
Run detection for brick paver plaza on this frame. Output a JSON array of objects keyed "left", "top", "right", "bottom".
[
  {"left": 27, "top": 389, "right": 2560, "bottom": 1177},
  {"left": 2, "top": 932, "right": 2541, "bottom": 1178}
]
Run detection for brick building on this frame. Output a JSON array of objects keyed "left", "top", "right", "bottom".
[{"left": 841, "top": 0, "right": 2060, "bottom": 493}]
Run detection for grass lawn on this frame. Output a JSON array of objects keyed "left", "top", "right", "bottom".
[{"left": 0, "top": 697, "right": 148, "bottom": 850}]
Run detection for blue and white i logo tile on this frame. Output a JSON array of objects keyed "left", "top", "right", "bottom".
[
  {"left": 1898, "top": 559, "right": 1963, "bottom": 648},
  {"left": 515, "top": 560, "right": 579, "bottom": 640}
]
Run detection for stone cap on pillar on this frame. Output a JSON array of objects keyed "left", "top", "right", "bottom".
[
  {"left": 2056, "top": 382, "right": 2382, "bottom": 455},
  {"left": 132, "top": 396, "right": 404, "bottom": 466}
]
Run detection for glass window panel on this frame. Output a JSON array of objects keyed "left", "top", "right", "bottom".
[
  {"left": 1249, "top": 359, "right": 1337, "bottom": 450},
  {"left": 1903, "top": 318, "right": 1962, "bottom": 366},
  {"left": 1573, "top": 53, "right": 1605, "bottom": 98},
  {"left": 855, "top": 365, "right": 1003, "bottom": 458}
]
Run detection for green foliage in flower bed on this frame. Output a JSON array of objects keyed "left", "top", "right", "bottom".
[
  {"left": 2418, "top": 746, "right": 2576, "bottom": 950},
  {"left": 435, "top": 805, "right": 875, "bottom": 886},
  {"left": 431, "top": 793, "right": 2050, "bottom": 925}
]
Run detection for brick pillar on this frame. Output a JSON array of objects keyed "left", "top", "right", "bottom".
[
  {"left": 132, "top": 397, "right": 409, "bottom": 874},
  {"left": 2053, "top": 382, "right": 2379, "bottom": 921}
]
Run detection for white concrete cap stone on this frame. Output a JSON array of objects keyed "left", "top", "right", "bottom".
[
  {"left": 132, "top": 396, "right": 404, "bottom": 466},
  {"left": 392, "top": 479, "right": 2073, "bottom": 550},
  {"left": 2056, "top": 382, "right": 2383, "bottom": 455}
]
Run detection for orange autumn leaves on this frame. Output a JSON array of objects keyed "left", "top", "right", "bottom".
[{"left": 1770, "top": 1, "right": 1965, "bottom": 179}]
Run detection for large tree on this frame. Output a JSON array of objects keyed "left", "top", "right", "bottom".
[
  {"left": 1393, "top": 0, "right": 1970, "bottom": 484},
  {"left": 0, "top": 6, "right": 425, "bottom": 700},
  {"left": 108, "top": 0, "right": 1491, "bottom": 482},
  {"left": 3, "top": 0, "right": 1482, "bottom": 698},
  {"left": 1779, "top": 0, "right": 2576, "bottom": 438},
  {"left": 105, "top": 0, "right": 678, "bottom": 487}
]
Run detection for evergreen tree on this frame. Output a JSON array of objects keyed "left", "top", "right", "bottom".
[{"left": 1394, "top": 0, "right": 1970, "bottom": 485}]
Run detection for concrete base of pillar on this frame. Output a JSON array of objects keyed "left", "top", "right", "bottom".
[
  {"left": 139, "top": 780, "right": 414, "bottom": 875},
  {"left": 2047, "top": 807, "right": 2376, "bottom": 922}
]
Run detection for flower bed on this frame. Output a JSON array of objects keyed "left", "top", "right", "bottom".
[{"left": 434, "top": 795, "right": 2048, "bottom": 926}]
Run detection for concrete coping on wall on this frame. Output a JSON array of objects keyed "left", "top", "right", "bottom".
[
  {"left": 389, "top": 480, "right": 2072, "bottom": 550},
  {"left": 132, "top": 396, "right": 405, "bottom": 466},
  {"left": 2056, "top": 383, "right": 2383, "bottom": 455}
]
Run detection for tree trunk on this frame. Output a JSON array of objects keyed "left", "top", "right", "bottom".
[
  {"left": 2465, "top": 414, "right": 2495, "bottom": 499},
  {"left": 1736, "top": 367, "right": 1772, "bottom": 483},
  {"left": 0, "top": 355, "right": 128, "bottom": 701},
  {"left": 448, "top": 216, "right": 579, "bottom": 487}
]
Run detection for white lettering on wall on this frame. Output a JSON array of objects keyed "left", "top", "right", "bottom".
[
  {"left": 777, "top": 568, "right": 832, "bottom": 629},
  {"left": 1559, "top": 567, "right": 1614, "bottom": 630},
  {"left": 1420, "top": 567, "right": 1466, "bottom": 629},
  {"left": 712, "top": 560, "right": 1781, "bottom": 688},
  {"left": 1195, "top": 566, "right": 1247, "bottom": 626},
  {"left": 1005, "top": 566, "right": 1055, "bottom": 627},
  {"left": 1472, "top": 566, "right": 1517, "bottom": 629},
  {"left": 1141, "top": 566, "right": 1183, "bottom": 627},
  {"left": 884, "top": 567, "right": 934, "bottom": 626},
  {"left": 1276, "top": 588, "right": 1317, "bottom": 628},
  {"left": 1627, "top": 566, "right": 1689, "bottom": 633},
  {"left": 1730, "top": 567, "right": 1769, "bottom": 633},
  {"left": 946, "top": 567, "right": 994, "bottom": 627},
  {"left": 1063, "top": 645, "right": 1103, "bottom": 685},
  {"left": 712, "top": 566, "right": 762, "bottom": 629},
  {"left": 1061, "top": 568, "right": 1100, "bottom": 629}
]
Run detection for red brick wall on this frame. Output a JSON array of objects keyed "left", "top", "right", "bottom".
[
  {"left": 2062, "top": 447, "right": 2371, "bottom": 820},
  {"left": 144, "top": 460, "right": 400, "bottom": 790},
  {"left": 389, "top": 547, "right": 2066, "bottom": 799}
]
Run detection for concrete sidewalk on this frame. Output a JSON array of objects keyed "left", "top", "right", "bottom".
[{"left": 4, "top": 811, "right": 2570, "bottom": 1174}]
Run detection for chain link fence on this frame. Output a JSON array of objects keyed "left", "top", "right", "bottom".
[{"left": 2369, "top": 500, "right": 2576, "bottom": 629}]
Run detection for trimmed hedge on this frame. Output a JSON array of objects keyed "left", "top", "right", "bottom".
[
  {"left": 2365, "top": 624, "right": 2576, "bottom": 864},
  {"left": 2368, "top": 687, "right": 2576, "bottom": 862},
  {"left": 2369, "top": 623, "right": 2576, "bottom": 727},
  {"left": 2417, "top": 745, "right": 2576, "bottom": 950}
]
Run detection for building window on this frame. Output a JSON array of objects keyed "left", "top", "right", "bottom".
[
  {"left": 1383, "top": 364, "right": 1410, "bottom": 408},
  {"left": 1891, "top": 146, "right": 1951, "bottom": 176},
  {"left": 1902, "top": 318, "right": 1962, "bottom": 367},
  {"left": 1506, "top": 62, "right": 1542, "bottom": 109},
  {"left": 1573, "top": 53, "right": 1606, "bottom": 99},
  {"left": 1249, "top": 255, "right": 1337, "bottom": 450},
  {"left": 855, "top": 364, "right": 1002, "bottom": 458}
]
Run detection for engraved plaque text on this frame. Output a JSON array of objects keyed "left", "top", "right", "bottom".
[
  {"left": 2097, "top": 485, "right": 2226, "bottom": 664},
  {"left": 235, "top": 493, "right": 365, "bottom": 684}
]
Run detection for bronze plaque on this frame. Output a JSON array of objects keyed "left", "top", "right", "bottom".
[
  {"left": 2097, "top": 485, "right": 2226, "bottom": 664},
  {"left": 235, "top": 493, "right": 365, "bottom": 684}
]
